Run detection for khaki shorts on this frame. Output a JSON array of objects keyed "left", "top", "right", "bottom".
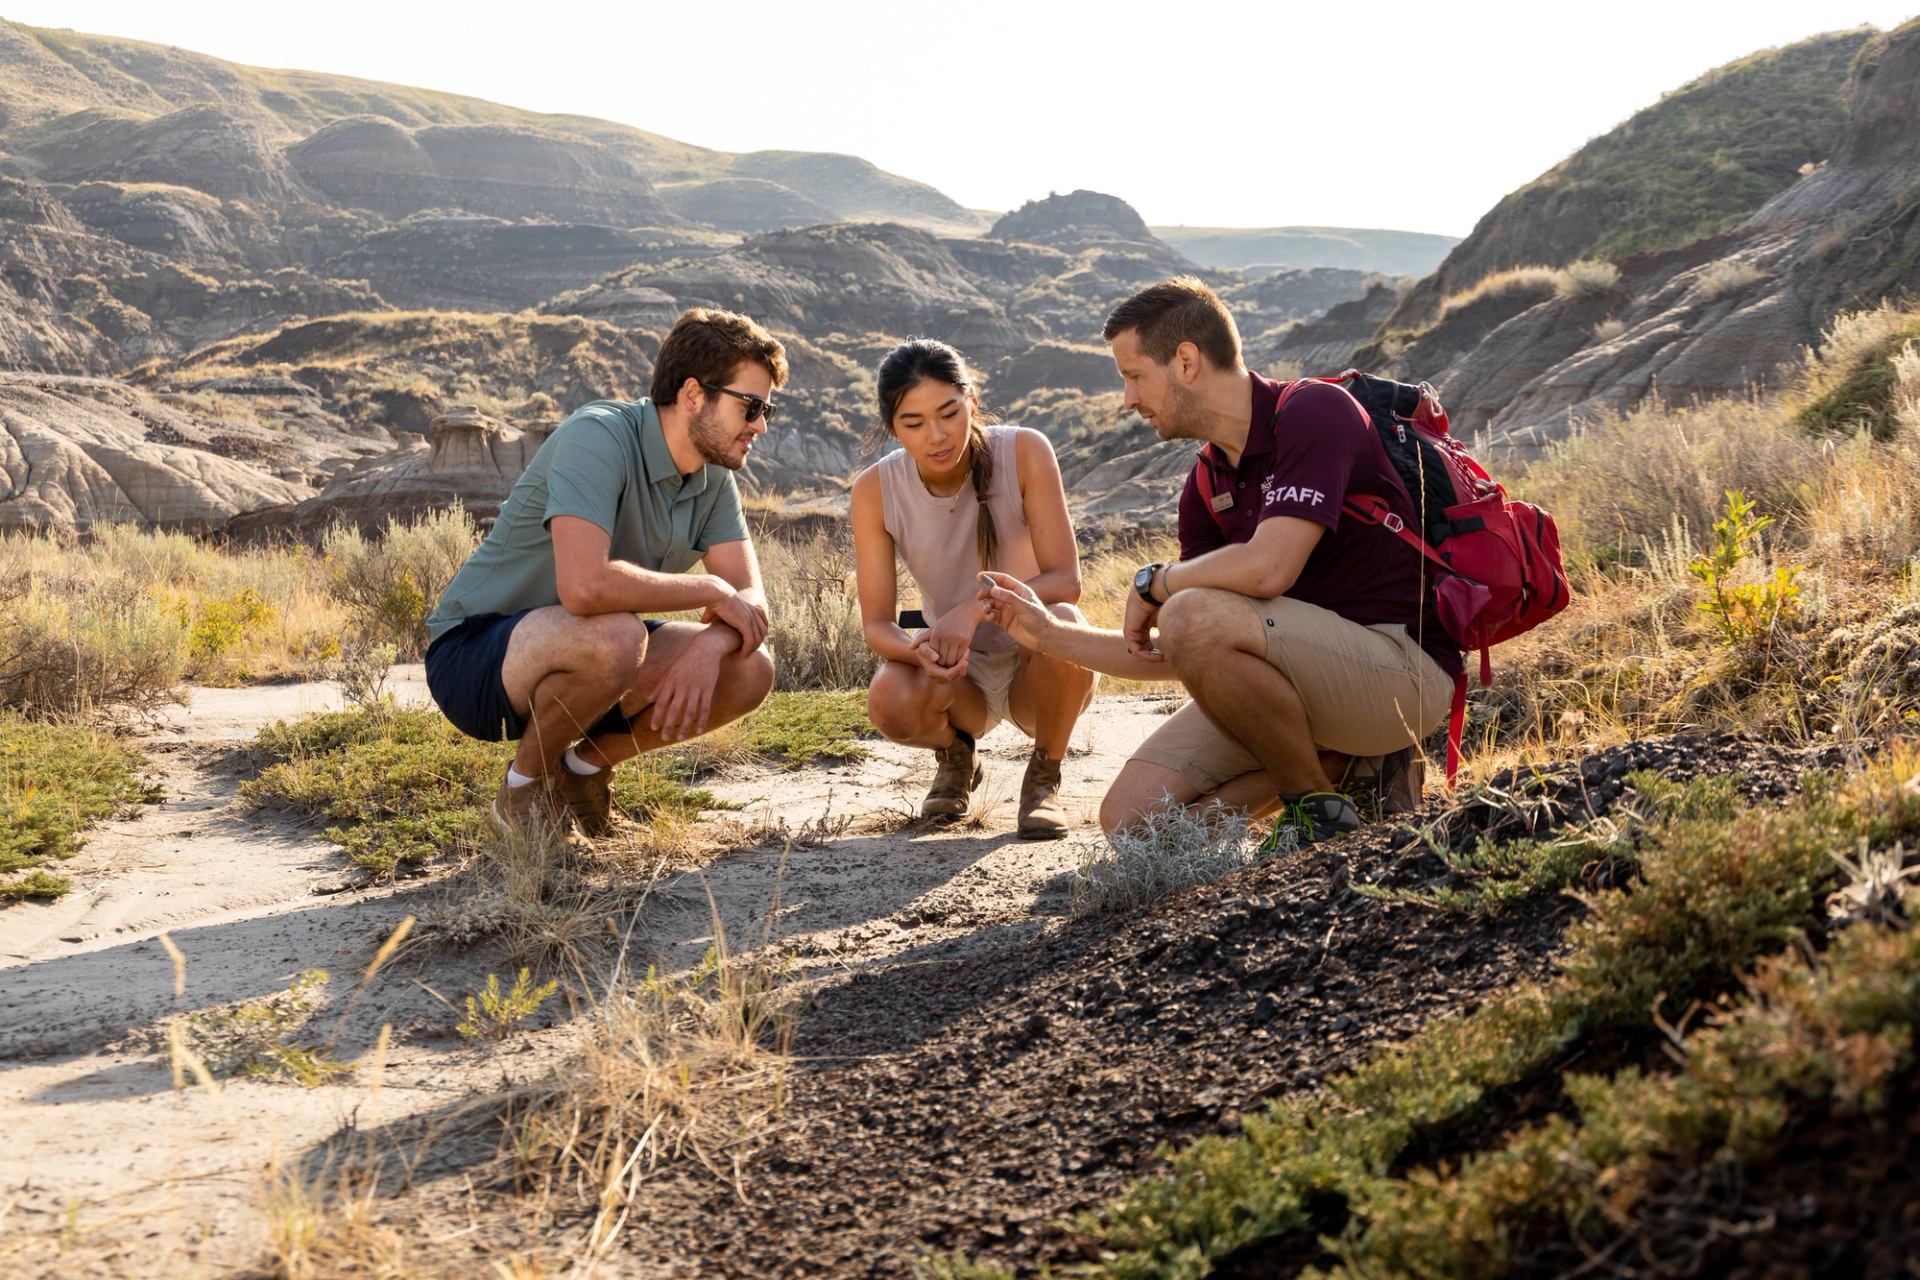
[
  {"left": 966, "top": 645, "right": 1023, "bottom": 735},
  {"left": 1132, "top": 594, "right": 1455, "bottom": 796}
]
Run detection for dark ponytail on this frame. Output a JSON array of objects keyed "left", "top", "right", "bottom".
[{"left": 873, "top": 338, "right": 999, "bottom": 571}]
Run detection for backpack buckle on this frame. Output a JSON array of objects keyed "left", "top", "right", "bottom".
[{"left": 1383, "top": 512, "right": 1405, "bottom": 533}]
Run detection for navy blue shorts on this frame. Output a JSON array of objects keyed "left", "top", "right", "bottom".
[{"left": 424, "top": 610, "right": 662, "bottom": 743}]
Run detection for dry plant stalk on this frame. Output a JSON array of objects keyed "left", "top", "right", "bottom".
[{"left": 507, "top": 886, "right": 797, "bottom": 1265}]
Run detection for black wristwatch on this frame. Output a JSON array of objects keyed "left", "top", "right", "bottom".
[{"left": 1133, "top": 562, "right": 1167, "bottom": 605}]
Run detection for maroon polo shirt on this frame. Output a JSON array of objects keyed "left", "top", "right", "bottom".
[{"left": 1176, "top": 373, "right": 1463, "bottom": 677}]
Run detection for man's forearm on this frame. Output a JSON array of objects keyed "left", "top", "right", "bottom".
[
  {"left": 1031, "top": 618, "right": 1178, "bottom": 683},
  {"left": 1163, "top": 543, "right": 1283, "bottom": 600},
  {"left": 577, "top": 561, "right": 732, "bottom": 615},
  {"left": 1024, "top": 568, "right": 1082, "bottom": 607}
]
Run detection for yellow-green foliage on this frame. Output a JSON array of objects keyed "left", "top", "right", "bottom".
[
  {"left": 0, "top": 527, "right": 344, "bottom": 711},
  {"left": 174, "top": 970, "right": 351, "bottom": 1087},
  {"left": 1794, "top": 302, "right": 1920, "bottom": 439},
  {"left": 321, "top": 507, "right": 482, "bottom": 660},
  {"left": 0, "top": 714, "right": 149, "bottom": 900},
  {"left": 1074, "top": 749, "right": 1920, "bottom": 1278},
  {"left": 244, "top": 704, "right": 717, "bottom": 874},
  {"left": 458, "top": 968, "right": 560, "bottom": 1040},
  {"left": 1480, "top": 305, "right": 1920, "bottom": 758},
  {"left": 1687, "top": 490, "right": 1802, "bottom": 644}
]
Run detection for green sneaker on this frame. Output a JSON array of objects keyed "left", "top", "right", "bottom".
[{"left": 1264, "top": 790, "right": 1363, "bottom": 850}]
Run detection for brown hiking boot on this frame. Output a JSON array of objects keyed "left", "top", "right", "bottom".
[
  {"left": 922, "top": 733, "right": 983, "bottom": 819},
  {"left": 490, "top": 772, "right": 565, "bottom": 836},
  {"left": 1347, "top": 747, "right": 1425, "bottom": 816},
  {"left": 558, "top": 765, "right": 616, "bottom": 837},
  {"left": 1376, "top": 747, "right": 1425, "bottom": 815},
  {"left": 1017, "top": 747, "right": 1069, "bottom": 840}
]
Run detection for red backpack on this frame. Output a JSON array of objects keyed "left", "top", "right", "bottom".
[{"left": 1193, "top": 371, "right": 1568, "bottom": 784}]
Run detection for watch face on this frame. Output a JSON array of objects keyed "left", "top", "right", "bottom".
[{"left": 1135, "top": 565, "right": 1155, "bottom": 590}]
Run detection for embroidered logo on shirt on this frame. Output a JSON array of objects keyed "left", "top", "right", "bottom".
[{"left": 1261, "top": 477, "right": 1326, "bottom": 508}]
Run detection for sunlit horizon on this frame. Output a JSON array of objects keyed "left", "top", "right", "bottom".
[{"left": 5, "top": 0, "right": 1915, "bottom": 235}]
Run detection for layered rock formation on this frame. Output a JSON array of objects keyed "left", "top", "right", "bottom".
[
  {"left": 0, "top": 373, "right": 383, "bottom": 532},
  {"left": 552, "top": 221, "right": 1027, "bottom": 358},
  {"left": 324, "top": 218, "right": 731, "bottom": 312}
]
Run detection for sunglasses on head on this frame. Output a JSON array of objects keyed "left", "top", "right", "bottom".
[{"left": 700, "top": 382, "right": 778, "bottom": 424}]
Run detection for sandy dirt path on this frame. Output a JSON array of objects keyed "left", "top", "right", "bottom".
[{"left": 0, "top": 671, "right": 1185, "bottom": 1275}]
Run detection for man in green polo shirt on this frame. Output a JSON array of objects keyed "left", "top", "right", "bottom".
[{"left": 424, "top": 307, "right": 784, "bottom": 835}]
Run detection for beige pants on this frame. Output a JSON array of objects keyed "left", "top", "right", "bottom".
[{"left": 1132, "top": 594, "right": 1455, "bottom": 796}]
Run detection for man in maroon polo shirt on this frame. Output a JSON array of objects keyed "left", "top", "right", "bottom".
[{"left": 980, "top": 277, "right": 1460, "bottom": 843}]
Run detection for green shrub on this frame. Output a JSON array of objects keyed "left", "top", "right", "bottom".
[
  {"left": 458, "top": 968, "right": 560, "bottom": 1039},
  {"left": 0, "top": 713, "right": 149, "bottom": 899},
  {"left": 1073, "top": 750, "right": 1920, "bottom": 1278},
  {"left": 246, "top": 705, "right": 717, "bottom": 875},
  {"left": 174, "top": 969, "right": 351, "bottom": 1087},
  {"left": 321, "top": 508, "right": 481, "bottom": 660},
  {"left": 1687, "top": 490, "right": 1802, "bottom": 644}
]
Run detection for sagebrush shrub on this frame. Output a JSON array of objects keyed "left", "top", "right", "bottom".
[{"left": 321, "top": 507, "right": 481, "bottom": 659}]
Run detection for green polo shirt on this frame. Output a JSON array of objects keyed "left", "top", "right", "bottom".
[{"left": 425, "top": 398, "right": 748, "bottom": 643}]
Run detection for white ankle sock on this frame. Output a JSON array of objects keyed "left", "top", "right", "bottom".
[
  {"left": 505, "top": 765, "right": 540, "bottom": 789},
  {"left": 563, "top": 748, "right": 604, "bottom": 776}
]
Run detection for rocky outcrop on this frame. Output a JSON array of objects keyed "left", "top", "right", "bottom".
[
  {"left": 661, "top": 178, "right": 835, "bottom": 233},
  {"left": 324, "top": 217, "right": 731, "bottom": 312},
  {"left": 991, "top": 341, "right": 1117, "bottom": 405},
  {"left": 553, "top": 221, "right": 1028, "bottom": 358},
  {"left": 1383, "top": 19, "right": 1920, "bottom": 452},
  {"left": 992, "top": 190, "right": 1154, "bottom": 248},
  {"left": 1257, "top": 282, "right": 1406, "bottom": 375},
  {"left": 286, "top": 117, "right": 677, "bottom": 226},
  {"left": 231, "top": 404, "right": 541, "bottom": 538},
  {"left": 0, "top": 373, "right": 392, "bottom": 532},
  {"left": 21, "top": 105, "right": 310, "bottom": 204}
]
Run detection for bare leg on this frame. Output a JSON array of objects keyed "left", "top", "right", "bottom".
[
  {"left": 1158, "top": 589, "right": 1330, "bottom": 797},
  {"left": 499, "top": 608, "right": 650, "bottom": 778},
  {"left": 866, "top": 659, "right": 992, "bottom": 750},
  {"left": 577, "top": 621, "right": 776, "bottom": 767},
  {"left": 1006, "top": 603, "right": 1097, "bottom": 758},
  {"left": 1098, "top": 759, "right": 1281, "bottom": 839}
]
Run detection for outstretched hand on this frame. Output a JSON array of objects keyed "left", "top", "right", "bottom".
[{"left": 976, "top": 571, "right": 1054, "bottom": 650}]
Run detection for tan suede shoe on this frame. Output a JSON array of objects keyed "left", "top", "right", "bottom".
[
  {"left": 1017, "top": 747, "right": 1069, "bottom": 840},
  {"left": 558, "top": 765, "right": 615, "bottom": 837},
  {"left": 922, "top": 734, "right": 983, "bottom": 819},
  {"left": 489, "top": 772, "right": 565, "bottom": 836}
]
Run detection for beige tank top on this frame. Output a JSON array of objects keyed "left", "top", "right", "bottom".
[{"left": 876, "top": 424, "right": 1039, "bottom": 653}]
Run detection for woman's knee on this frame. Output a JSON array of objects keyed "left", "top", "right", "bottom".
[{"left": 867, "top": 662, "right": 933, "bottom": 742}]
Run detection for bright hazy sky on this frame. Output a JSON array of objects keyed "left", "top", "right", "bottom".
[{"left": 9, "top": 1, "right": 1915, "bottom": 235}]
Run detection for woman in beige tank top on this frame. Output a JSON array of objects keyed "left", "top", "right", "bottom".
[{"left": 850, "top": 339, "right": 1097, "bottom": 838}]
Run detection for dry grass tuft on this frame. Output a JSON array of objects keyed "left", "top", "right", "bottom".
[
  {"left": 1434, "top": 265, "right": 1562, "bottom": 324},
  {"left": 506, "top": 892, "right": 797, "bottom": 1264},
  {"left": 1555, "top": 257, "right": 1622, "bottom": 299}
]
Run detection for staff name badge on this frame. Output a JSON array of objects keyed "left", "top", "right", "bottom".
[{"left": 1210, "top": 491, "right": 1234, "bottom": 512}]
